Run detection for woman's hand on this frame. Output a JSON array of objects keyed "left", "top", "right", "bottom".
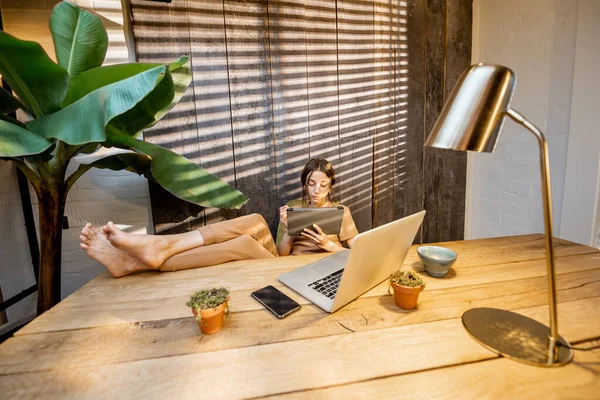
[
  {"left": 279, "top": 205, "right": 289, "bottom": 230},
  {"left": 277, "top": 205, "right": 293, "bottom": 256},
  {"left": 301, "top": 224, "right": 344, "bottom": 252}
]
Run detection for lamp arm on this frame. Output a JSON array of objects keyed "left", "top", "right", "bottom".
[{"left": 505, "top": 108, "right": 560, "bottom": 360}]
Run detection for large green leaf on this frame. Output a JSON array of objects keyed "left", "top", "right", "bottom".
[
  {"left": 108, "top": 57, "right": 192, "bottom": 135},
  {"left": 78, "top": 143, "right": 102, "bottom": 155},
  {"left": 67, "top": 152, "right": 152, "bottom": 190},
  {"left": 106, "top": 133, "right": 248, "bottom": 209},
  {"left": 50, "top": 1, "right": 108, "bottom": 77},
  {"left": 26, "top": 65, "right": 167, "bottom": 145},
  {"left": 0, "top": 31, "right": 68, "bottom": 117},
  {"left": 81, "top": 152, "right": 152, "bottom": 175},
  {"left": 0, "top": 120, "right": 52, "bottom": 157},
  {"left": 151, "top": 57, "right": 192, "bottom": 125},
  {"left": 62, "top": 63, "right": 162, "bottom": 107}
]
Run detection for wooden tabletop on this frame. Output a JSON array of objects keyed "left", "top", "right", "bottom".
[{"left": 1, "top": 234, "right": 599, "bottom": 399}]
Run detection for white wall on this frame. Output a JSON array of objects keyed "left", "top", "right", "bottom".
[
  {"left": 467, "top": 0, "right": 579, "bottom": 239},
  {"left": 559, "top": 0, "right": 600, "bottom": 247},
  {"left": 0, "top": 0, "right": 152, "bottom": 325}
]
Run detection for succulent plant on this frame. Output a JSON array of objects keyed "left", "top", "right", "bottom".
[
  {"left": 389, "top": 270, "right": 425, "bottom": 288},
  {"left": 187, "top": 288, "right": 230, "bottom": 312}
]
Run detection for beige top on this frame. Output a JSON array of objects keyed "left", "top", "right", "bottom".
[{"left": 289, "top": 204, "right": 359, "bottom": 255}]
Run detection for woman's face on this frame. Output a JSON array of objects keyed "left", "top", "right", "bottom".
[{"left": 306, "top": 170, "right": 331, "bottom": 206}]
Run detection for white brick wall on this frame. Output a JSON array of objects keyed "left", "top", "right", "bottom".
[
  {"left": 467, "top": 0, "right": 578, "bottom": 239},
  {"left": 0, "top": 0, "right": 151, "bottom": 324},
  {"left": 559, "top": 0, "right": 600, "bottom": 248}
]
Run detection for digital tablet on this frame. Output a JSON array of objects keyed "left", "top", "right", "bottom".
[{"left": 287, "top": 206, "right": 344, "bottom": 236}]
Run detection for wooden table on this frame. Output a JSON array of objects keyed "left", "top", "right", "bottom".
[{"left": 1, "top": 234, "right": 599, "bottom": 399}]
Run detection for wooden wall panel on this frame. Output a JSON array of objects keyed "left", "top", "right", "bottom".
[
  {"left": 186, "top": 0, "right": 238, "bottom": 225},
  {"left": 224, "top": 0, "right": 279, "bottom": 232},
  {"left": 440, "top": 0, "right": 471, "bottom": 242},
  {"left": 130, "top": 0, "right": 470, "bottom": 242},
  {"left": 305, "top": 0, "right": 341, "bottom": 173},
  {"left": 372, "top": 0, "right": 401, "bottom": 227},
  {"left": 422, "top": 0, "right": 446, "bottom": 243},
  {"left": 268, "top": 0, "right": 311, "bottom": 207},
  {"left": 131, "top": 0, "right": 204, "bottom": 234},
  {"left": 337, "top": 0, "right": 375, "bottom": 233},
  {"left": 420, "top": 0, "right": 471, "bottom": 243},
  {"left": 403, "top": 0, "right": 425, "bottom": 243}
]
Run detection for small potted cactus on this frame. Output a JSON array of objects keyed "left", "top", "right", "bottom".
[
  {"left": 186, "top": 287, "right": 230, "bottom": 334},
  {"left": 388, "top": 270, "right": 426, "bottom": 310}
]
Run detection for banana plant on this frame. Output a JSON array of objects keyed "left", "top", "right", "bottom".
[{"left": 0, "top": 2, "right": 248, "bottom": 313}]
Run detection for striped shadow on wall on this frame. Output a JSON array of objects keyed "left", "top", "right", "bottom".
[{"left": 129, "top": 0, "right": 471, "bottom": 243}]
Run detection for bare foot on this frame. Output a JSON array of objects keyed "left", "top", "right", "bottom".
[
  {"left": 80, "top": 223, "right": 152, "bottom": 278},
  {"left": 102, "top": 221, "right": 170, "bottom": 269}
]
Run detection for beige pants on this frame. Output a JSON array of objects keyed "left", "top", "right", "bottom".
[{"left": 160, "top": 214, "right": 278, "bottom": 272}]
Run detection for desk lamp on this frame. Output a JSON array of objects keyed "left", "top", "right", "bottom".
[{"left": 424, "top": 63, "right": 573, "bottom": 367}]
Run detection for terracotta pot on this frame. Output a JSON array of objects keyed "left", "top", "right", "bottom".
[
  {"left": 192, "top": 302, "right": 227, "bottom": 334},
  {"left": 390, "top": 282, "right": 423, "bottom": 310}
]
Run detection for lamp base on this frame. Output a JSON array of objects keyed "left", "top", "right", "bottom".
[{"left": 462, "top": 308, "right": 573, "bottom": 367}]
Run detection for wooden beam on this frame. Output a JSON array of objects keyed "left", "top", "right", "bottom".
[
  {"left": 422, "top": 0, "right": 446, "bottom": 243},
  {"left": 439, "top": 0, "right": 471, "bottom": 241},
  {"left": 405, "top": 0, "right": 426, "bottom": 242}
]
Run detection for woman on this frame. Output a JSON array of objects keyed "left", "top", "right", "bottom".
[
  {"left": 277, "top": 158, "right": 358, "bottom": 256},
  {"left": 80, "top": 158, "right": 358, "bottom": 277}
]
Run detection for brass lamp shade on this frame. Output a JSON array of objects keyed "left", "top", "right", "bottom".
[
  {"left": 424, "top": 64, "right": 515, "bottom": 153},
  {"left": 424, "top": 63, "right": 573, "bottom": 367}
]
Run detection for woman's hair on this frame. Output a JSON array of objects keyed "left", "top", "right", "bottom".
[{"left": 301, "top": 158, "right": 336, "bottom": 206}]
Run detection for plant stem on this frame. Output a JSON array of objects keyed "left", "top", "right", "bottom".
[
  {"left": 37, "top": 186, "right": 66, "bottom": 314},
  {"left": 35, "top": 146, "right": 69, "bottom": 314}
]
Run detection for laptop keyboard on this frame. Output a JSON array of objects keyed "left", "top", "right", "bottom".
[{"left": 308, "top": 269, "right": 344, "bottom": 299}]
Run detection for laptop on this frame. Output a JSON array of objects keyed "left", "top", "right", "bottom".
[{"left": 278, "top": 210, "right": 426, "bottom": 313}]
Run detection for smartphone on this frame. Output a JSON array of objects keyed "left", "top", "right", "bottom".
[{"left": 251, "top": 285, "right": 301, "bottom": 319}]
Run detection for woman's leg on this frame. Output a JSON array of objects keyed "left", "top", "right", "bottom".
[
  {"left": 196, "top": 214, "right": 278, "bottom": 257},
  {"left": 100, "top": 213, "right": 277, "bottom": 271},
  {"left": 80, "top": 224, "right": 154, "bottom": 278},
  {"left": 102, "top": 222, "right": 205, "bottom": 269},
  {"left": 80, "top": 225, "right": 276, "bottom": 276},
  {"left": 160, "top": 234, "right": 275, "bottom": 272}
]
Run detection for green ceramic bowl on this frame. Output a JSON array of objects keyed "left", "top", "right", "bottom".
[{"left": 417, "top": 246, "right": 457, "bottom": 277}]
